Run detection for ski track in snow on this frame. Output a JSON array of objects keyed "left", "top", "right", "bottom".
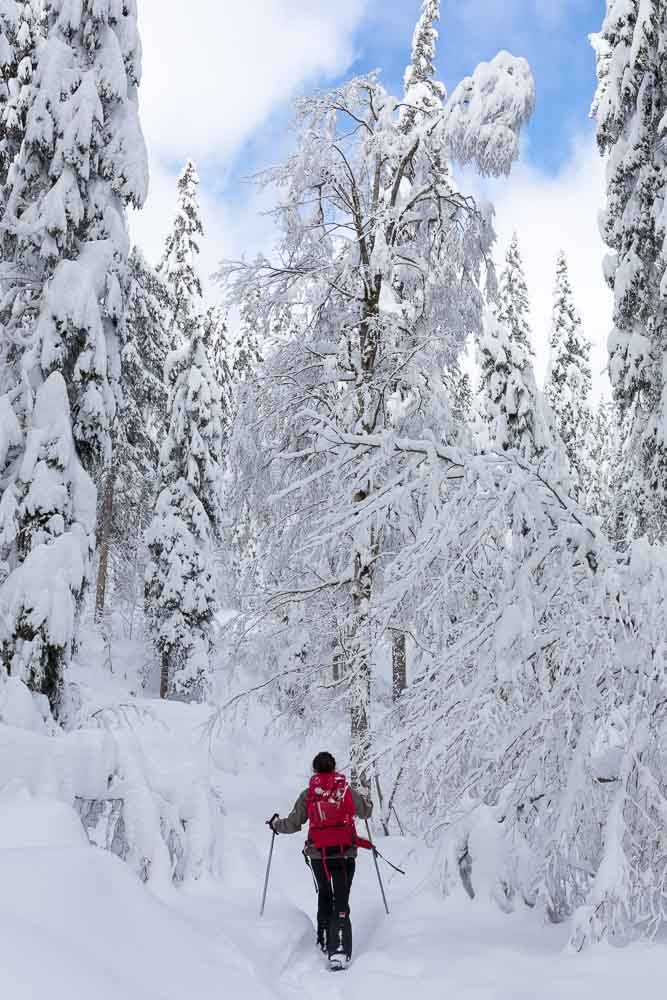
[{"left": 166, "top": 745, "right": 667, "bottom": 1000}]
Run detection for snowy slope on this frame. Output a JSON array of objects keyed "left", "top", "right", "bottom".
[{"left": 2, "top": 690, "right": 667, "bottom": 999}]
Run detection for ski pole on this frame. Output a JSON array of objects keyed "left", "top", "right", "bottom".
[
  {"left": 260, "top": 830, "right": 276, "bottom": 917},
  {"left": 366, "top": 819, "right": 390, "bottom": 915}
]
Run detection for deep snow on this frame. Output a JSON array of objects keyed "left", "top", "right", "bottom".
[{"left": 2, "top": 688, "right": 667, "bottom": 999}]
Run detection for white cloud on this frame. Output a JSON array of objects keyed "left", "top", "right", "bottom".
[
  {"left": 475, "top": 131, "right": 612, "bottom": 399},
  {"left": 138, "top": 0, "right": 369, "bottom": 164},
  {"left": 132, "top": 1, "right": 369, "bottom": 290}
]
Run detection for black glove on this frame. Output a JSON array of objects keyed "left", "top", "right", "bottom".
[{"left": 266, "top": 812, "right": 279, "bottom": 833}]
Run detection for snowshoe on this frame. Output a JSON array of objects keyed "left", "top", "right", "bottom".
[{"left": 328, "top": 951, "right": 350, "bottom": 972}]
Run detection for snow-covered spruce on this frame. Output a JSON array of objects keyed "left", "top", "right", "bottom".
[
  {"left": 203, "top": 305, "right": 235, "bottom": 435},
  {"left": 0, "top": 0, "right": 38, "bottom": 195},
  {"left": 476, "top": 311, "right": 552, "bottom": 462},
  {"left": 585, "top": 399, "right": 615, "bottom": 522},
  {"left": 400, "top": 0, "right": 446, "bottom": 133},
  {"left": 496, "top": 233, "right": 532, "bottom": 351},
  {"left": 203, "top": 300, "right": 263, "bottom": 435},
  {"left": 593, "top": 0, "right": 667, "bottom": 540},
  {"left": 94, "top": 248, "right": 172, "bottom": 626},
  {"left": 0, "top": 374, "right": 95, "bottom": 715},
  {"left": 545, "top": 252, "right": 593, "bottom": 501},
  {"left": 160, "top": 159, "right": 205, "bottom": 348},
  {"left": 0, "top": 0, "right": 148, "bottom": 715},
  {"left": 145, "top": 336, "right": 225, "bottom": 702}
]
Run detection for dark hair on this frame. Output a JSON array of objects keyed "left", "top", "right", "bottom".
[{"left": 312, "top": 751, "right": 336, "bottom": 774}]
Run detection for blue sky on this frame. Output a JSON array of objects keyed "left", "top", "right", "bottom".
[{"left": 216, "top": 0, "right": 606, "bottom": 192}]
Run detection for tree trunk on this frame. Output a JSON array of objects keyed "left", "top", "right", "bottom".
[
  {"left": 374, "top": 770, "right": 391, "bottom": 836},
  {"left": 349, "top": 292, "right": 381, "bottom": 789},
  {"left": 350, "top": 547, "right": 374, "bottom": 789},
  {"left": 160, "top": 651, "right": 170, "bottom": 700},
  {"left": 95, "top": 466, "right": 115, "bottom": 622},
  {"left": 392, "top": 631, "right": 407, "bottom": 701},
  {"left": 333, "top": 646, "right": 343, "bottom": 682}
]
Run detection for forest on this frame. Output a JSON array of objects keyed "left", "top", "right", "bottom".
[{"left": 1, "top": 1, "right": 667, "bottom": 995}]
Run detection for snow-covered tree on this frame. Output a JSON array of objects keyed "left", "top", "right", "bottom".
[
  {"left": 221, "top": 21, "right": 535, "bottom": 775},
  {"left": 230, "top": 302, "right": 264, "bottom": 386},
  {"left": 593, "top": 1, "right": 667, "bottom": 539},
  {"left": 0, "top": 0, "right": 148, "bottom": 714},
  {"left": 477, "top": 238, "right": 555, "bottom": 465},
  {"left": 497, "top": 233, "right": 532, "bottom": 350},
  {"left": 121, "top": 249, "right": 172, "bottom": 464},
  {"left": 0, "top": 373, "right": 95, "bottom": 715},
  {"left": 145, "top": 335, "right": 225, "bottom": 701},
  {"left": 0, "top": 1, "right": 38, "bottom": 191},
  {"left": 160, "top": 160, "right": 204, "bottom": 347},
  {"left": 584, "top": 399, "right": 614, "bottom": 521},
  {"left": 95, "top": 248, "right": 171, "bottom": 623},
  {"left": 545, "top": 252, "right": 593, "bottom": 499},
  {"left": 2, "top": 0, "right": 147, "bottom": 465},
  {"left": 400, "top": 0, "right": 446, "bottom": 133},
  {"left": 477, "top": 311, "right": 552, "bottom": 462},
  {"left": 0, "top": 0, "right": 38, "bottom": 393},
  {"left": 203, "top": 305, "right": 234, "bottom": 429}
]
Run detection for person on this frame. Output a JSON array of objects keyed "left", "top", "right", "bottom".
[{"left": 266, "top": 751, "right": 373, "bottom": 967}]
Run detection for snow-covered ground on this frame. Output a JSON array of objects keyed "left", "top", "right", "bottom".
[{"left": 2, "top": 685, "right": 667, "bottom": 999}]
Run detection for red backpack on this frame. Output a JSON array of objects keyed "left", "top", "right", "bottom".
[{"left": 306, "top": 772, "right": 373, "bottom": 866}]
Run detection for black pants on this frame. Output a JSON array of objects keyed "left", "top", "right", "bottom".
[{"left": 311, "top": 856, "right": 355, "bottom": 958}]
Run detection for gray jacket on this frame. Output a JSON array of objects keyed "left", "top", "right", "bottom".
[{"left": 273, "top": 785, "right": 373, "bottom": 859}]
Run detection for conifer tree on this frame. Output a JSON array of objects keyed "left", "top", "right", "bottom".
[
  {"left": 0, "top": 0, "right": 37, "bottom": 190},
  {"left": 147, "top": 160, "right": 225, "bottom": 700},
  {"left": 95, "top": 249, "right": 171, "bottom": 622},
  {"left": 477, "top": 234, "right": 554, "bottom": 463},
  {"left": 0, "top": 0, "right": 148, "bottom": 715},
  {"left": 0, "top": 374, "right": 95, "bottom": 713},
  {"left": 159, "top": 160, "right": 204, "bottom": 347},
  {"left": 203, "top": 305, "right": 234, "bottom": 430},
  {"left": 545, "top": 252, "right": 593, "bottom": 500},
  {"left": 477, "top": 312, "right": 552, "bottom": 463},
  {"left": 401, "top": 0, "right": 446, "bottom": 133},
  {"left": 585, "top": 399, "right": 615, "bottom": 522},
  {"left": 231, "top": 305, "right": 263, "bottom": 386},
  {"left": 593, "top": 0, "right": 667, "bottom": 539},
  {"left": 0, "top": 0, "right": 38, "bottom": 396},
  {"left": 145, "top": 336, "right": 225, "bottom": 701},
  {"left": 497, "top": 233, "right": 532, "bottom": 350}
]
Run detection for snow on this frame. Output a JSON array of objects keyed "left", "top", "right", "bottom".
[
  {"left": 0, "top": 673, "right": 222, "bottom": 885},
  {"left": 2, "top": 694, "right": 667, "bottom": 999},
  {"left": 0, "top": 797, "right": 88, "bottom": 849},
  {"left": 0, "top": 395, "right": 21, "bottom": 468}
]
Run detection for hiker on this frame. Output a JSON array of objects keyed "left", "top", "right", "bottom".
[{"left": 266, "top": 751, "right": 373, "bottom": 967}]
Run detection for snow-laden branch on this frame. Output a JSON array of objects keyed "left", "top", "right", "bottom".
[{"left": 442, "top": 51, "right": 536, "bottom": 176}]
